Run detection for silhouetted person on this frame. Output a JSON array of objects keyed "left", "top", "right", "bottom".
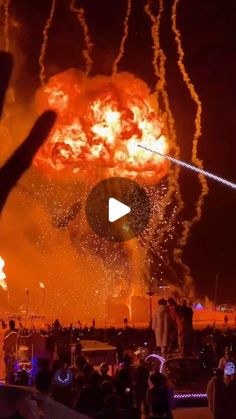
[
  {"left": 35, "top": 358, "right": 52, "bottom": 393},
  {"left": 52, "top": 319, "right": 61, "bottom": 332},
  {"left": 133, "top": 358, "right": 149, "bottom": 417},
  {"left": 219, "top": 348, "right": 234, "bottom": 370},
  {"left": 227, "top": 372, "right": 236, "bottom": 419},
  {"left": 207, "top": 368, "right": 227, "bottom": 419},
  {"left": 167, "top": 298, "right": 179, "bottom": 353},
  {"left": 180, "top": 299, "right": 194, "bottom": 356},
  {"left": 146, "top": 372, "right": 173, "bottom": 419},
  {"left": 95, "top": 393, "right": 130, "bottom": 419},
  {"left": 114, "top": 357, "right": 134, "bottom": 410},
  {"left": 153, "top": 298, "right": 170, "bottom": 355},
  {"left": 74, "top": 371, "right": 103, "bottom": 416},
  {"left": 9, "top": 319, "right": 15, "bottom": 331},
  {"left": 102, "top": 380, "right": 114, "bottom": 399},
  {"left": 99, "top": 363, "right": 113, "bottom": 382}
]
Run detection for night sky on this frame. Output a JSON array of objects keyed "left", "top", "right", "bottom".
[{"left": 5, "top": 0, "right": 236, "bottom": 302}]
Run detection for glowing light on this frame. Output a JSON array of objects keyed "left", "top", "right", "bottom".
[
  {"left": 39, "top": 282, "right": 45, "bottom": 289},
  {"left": 0, "top": 256, "right": 7, "bottom": 291},
  {"left": 174, "top": 393, "right": 207, "bottom": 399},
  {"left": 145, "top": 354, "right": 165, "bottom": 373},
  {"left": 54, "top": 369, "right": 73, "bottom": 386}
]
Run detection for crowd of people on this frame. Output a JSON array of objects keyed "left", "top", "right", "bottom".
[
  {"left": 1, "top": 350, "right": 175, "bottom": 418},
  {"left": 1, "top": 306, "right": 236, "bottom": 418}
]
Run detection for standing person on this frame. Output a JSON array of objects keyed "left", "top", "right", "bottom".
[
  {"left": 152, "top": 299, "right": 169, "bottom": 355},
  {"left": 167, "top": 298, "right": 180, "bottom": 354},
  {"left": 180, "top": 299, "right": 194, "bottom": 356},
  {"left": 74, "top": 371, "right": 104, "bottom": 416},
  {"left": 207, "top": 368, "right": 227, "bottom": 419},
  {"left": 227, "top": 372, "right": 236, "bottom": 419},
  {"left": 146, "top": 372, "right": 173, "bottom": 419},
  {"left": 133, "top": 358, "right": 149, "bottom": 417},
  {"left": 99, "top": 363, "right": 113, "bottom": 383},
  {"left": 218, "top": 348, "right": 235, "bottom": 370}
]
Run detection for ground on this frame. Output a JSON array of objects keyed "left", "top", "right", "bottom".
[{"left": 174, "top": 407, "right": 211, "bottom": 418}]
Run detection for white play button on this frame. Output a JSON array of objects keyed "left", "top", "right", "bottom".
[
  {"left": 108, "top": 197, "right": 131, "bottom": 223},
  {"left": 85, "top": 177, "right": 151, "bottom": 241}
]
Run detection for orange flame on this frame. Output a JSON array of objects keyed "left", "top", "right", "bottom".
[
  {"left": 0, "top": 256, "right": 7, "bottom": 291},
  {"left": 34, "top": 70, "right": 169, "bottom": 183}
]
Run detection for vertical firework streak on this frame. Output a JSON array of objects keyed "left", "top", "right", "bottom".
[
  {"left": 171, "top": 0, "right": 208, "bottom": 293},
  {"left": 144, "top": 0, "right": 183, "bottom": 279},
  {"left": 70, "top": 0, "right": 93, "bottom": 76},
  {"left": 3, "top": 0, "right": 10, "bottom": 51},
  {"left": 112, "top": 0, "right": 132, "bottom": 74},
  {"left": 39, "top": 0, "right": 57, "bottom": 85}
]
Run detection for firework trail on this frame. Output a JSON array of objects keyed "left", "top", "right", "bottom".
[
  {"left": 39, "top": 0, "right": 57, "bottom": 85},
  {"left": 3, "top": 0, "right": 10, "bottom": 52},
  {"left": 112, "top": 0, "right": 132, "bottom": 74},
  {"left": 171, "top": 0, "right": 208, "bottom": 251},
  {"left": 144, "top": 0, "right": 183, "bottom": 263},
  {"left": 139, "top": 145, "right": 236, "bottom": 190},
  {"left": 70, "top": 0, "right": 93, "bottom": 76}
]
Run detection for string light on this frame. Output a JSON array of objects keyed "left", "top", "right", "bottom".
[{"left": 174, "top": 393, "right": 207, "bottom": 399}]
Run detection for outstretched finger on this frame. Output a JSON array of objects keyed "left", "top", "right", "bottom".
[
  {"left": 0, "top": 110, "right": 56, "bottom": 212},
  {"left": 0, "top": 52, "right": 13, "bottom": 118}
]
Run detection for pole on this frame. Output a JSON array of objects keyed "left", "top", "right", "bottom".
[
  {"left": 149, "top": 293, "right": 152, "bottom": 329},
  {"left": 104, "top": 300, "right": 107, "bottom": 340},
  {"left": 213, "top": 274, "right": 219, "bottom": 328},
  {"left": 43, "top": 287, "right": 46, "bottom": 308},
  {"left": 25, "top": 288, "right": 29, "bottom": 329},
  {"left": 147, "top": 280, "right": 154, "bottom": 329}
]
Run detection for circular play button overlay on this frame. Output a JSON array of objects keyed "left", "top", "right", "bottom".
[{"left": 85, "top": 177, "right": 150, "bottom": 242}]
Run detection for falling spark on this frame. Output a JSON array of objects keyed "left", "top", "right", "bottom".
[
  {"left": 39, "top": 282, "right": 45, "bottom": 289},
  {"left": 39, "top": 0, "right": 57, "bottom": 84},
  {"left": 0, "top": 256, "right": 7, "bottom": 291},
  {"left": 138, "top": 145, "right": 236, "bottom": 190},
  {"left": 112, "top": 0, "right": 132, "bottom": 74}
]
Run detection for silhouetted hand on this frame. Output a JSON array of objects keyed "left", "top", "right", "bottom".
[{"left": 0, "top": 52, "right": 56, "bottom": 212}]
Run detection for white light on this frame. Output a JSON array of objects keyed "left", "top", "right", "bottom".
[
  {"left": 138, "top": 144, "right": 236, "bottom": 191},
  {"left": 108, "top": 197, "right": 130, "bottom": 222}
]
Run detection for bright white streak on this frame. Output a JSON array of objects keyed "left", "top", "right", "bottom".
[{"left": 138, "top": 144, "right": 236, "bottom": 190}]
